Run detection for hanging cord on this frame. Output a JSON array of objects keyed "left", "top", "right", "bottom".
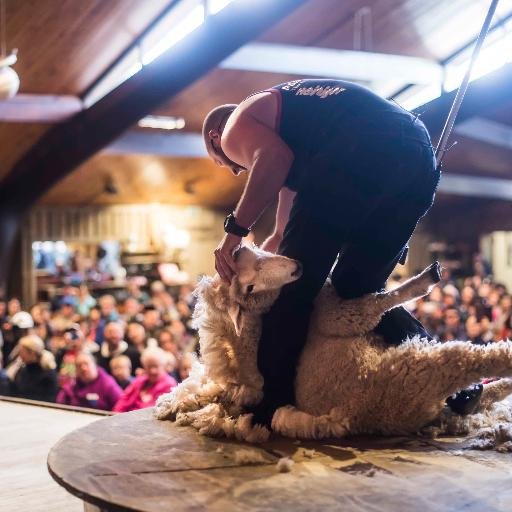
[
  {"left": 353, "top": 7, "right": 372, "bottom": 52},
  {"left": 435, "top": 0, "right": 500, "bottom": 167},
  {"left": 1, "top": 0, "right": 6, "bottom": 57}
]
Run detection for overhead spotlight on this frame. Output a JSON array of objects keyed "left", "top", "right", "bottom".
[{"left": 138, "top": 115, "right": 186, "bottom": 130}]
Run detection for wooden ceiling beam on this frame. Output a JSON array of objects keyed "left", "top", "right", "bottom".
[
  {"left": 454, "top": 117, "right": 512, "bottom": 151},
  {"left": 104, "top": 131, "right": 206, "bottom": 157},
  {"left": 439, "top": 174, "right": 512, "bottom": 200},
  {"left": 0, "top": 0, "right": 306, "bottom": 209},
  {"left": 220, "top": 42, "right": 443, "bottom": 84},
  {"left": 0, "top": 94, "right": 83, "bottom": 122},
  {"left": 420, "top": 63, "right": 512, "bottom": 139}
]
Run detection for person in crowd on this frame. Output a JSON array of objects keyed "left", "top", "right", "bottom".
[
  {"left": 57, "top": 351, "right": 122, "bottom": 410},
  {"left": 96, "top": 321, "right": 141, "bottom": 375},
  {"left": 142, "top": 305, "right": 162, "bottom": 340},
  {"left": 52, "top": 296, "right": 78, "bottom": 330},
  {"left": 2, "top": 311, "right": 34, "bottom": 365},
  {"left": 460, "top": 286, "right": 476, "bottom": 322},
  {"left": 177, "top": 352, "right": 195, "bottom": 383},
  {"left": 126, "top": 322, "right": 150, "bottom": 353},
  {"left": 55, "top": 326, "right": 96, "bottom": 387},
  {"left": 110, "top": 354, "right": 133, "bottom": 390},
  {"left": 158, "top": 328, "right": 180, "bottom": 359},
  {"left": 163, "top": 351, "right": 179, "bottom": 382},
  {"left": 122, "top": 297, "right": 143, "bottom": 324},
  {"left": 496, "top": 294, "right": 512, "bottom": 340},
  {"left": 0, "top": 299, "right": 6, "bottom": 324},
  {"left": 7, "top": 298, "right": 21, "bottom": 318},
  {"left": 126, "top": 278, "right": 150, "bottom": 305},
  {"left": 86, "top": 305, "right": 102, "bottom": 344},
  {"left": 7, "top": 334, "right": 58, "bottom": 402},
  {"left": 440, "top": 307, "right": 466, "bottom": 342},
  {"left": 95, "top": 294, "right": 120, "bottom": 344},
  {"left": 30, "top": 303, "right": 52, "bottom": 345},
  {"left": 466, "top": 316, "right": 486, "bottom": 345},
  {"left": 113, "top": 347, "right": 176, "bottom": 413},
  {"left": 76, "top": 283, "right": 96, "bottom": 317}
]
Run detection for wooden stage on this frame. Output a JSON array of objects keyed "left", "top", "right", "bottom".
[
  {"left": 0, "top": 398, "right": 102, "bottom": 512},
  {"left": 47, "top": 408, "right": 512, "bottom": 512}
]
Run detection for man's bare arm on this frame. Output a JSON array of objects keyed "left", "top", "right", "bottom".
[
  {"left": 261, "top": 187, "right": 296, "bottom": 252},
  {"left": 224, "top": 114, "right": 294, "bottom": 230}
]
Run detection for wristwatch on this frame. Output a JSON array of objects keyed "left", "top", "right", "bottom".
[{"left": 224, "top": 213, "right": 250, "bottom": 237}]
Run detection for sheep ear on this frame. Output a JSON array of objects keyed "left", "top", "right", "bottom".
[{"left": 228, "top": 303, "right": 244, "bottom": 336}]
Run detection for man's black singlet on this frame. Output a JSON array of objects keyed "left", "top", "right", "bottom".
[{"left": 268, "top": 79, "right": 410, "bottom": 191}]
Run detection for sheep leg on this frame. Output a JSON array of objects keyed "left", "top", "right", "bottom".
[
  {"left": 377, "top": 341, "right": 512, "bottom": 406},
  {"left": 317, "top": 262, "right": 441, "bottom": 337},
  {"left": 479, "top": 378, "right": 512, "bottom": 410},
  {"left": 272, "top": 405, "right": 350, "bottom": 440}
]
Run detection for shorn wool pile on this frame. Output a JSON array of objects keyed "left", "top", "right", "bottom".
[{"left": 155, "top": 246, "right": 512, "bottom": 449}]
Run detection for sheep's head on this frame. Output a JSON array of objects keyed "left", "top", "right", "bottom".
[{"left": 227, "top": 245, "right": 302, "bottom": 335}]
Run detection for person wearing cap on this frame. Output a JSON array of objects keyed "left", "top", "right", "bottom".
[
  {"left": 2, "top": 310, "right": 34, "bottom": 365},
  {"left": 7, "top": 334, "right": 58, "bottom": 402},
  {"left": 203, "top": 79, "right": 441, "bottom": 426}
]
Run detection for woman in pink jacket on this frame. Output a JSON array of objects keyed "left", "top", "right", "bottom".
[{"left": 113, "top": 347, "right": 176, "bottom": 413}]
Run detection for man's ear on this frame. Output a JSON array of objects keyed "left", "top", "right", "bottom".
[{"left": 227, "top": 303, "right": 244, "bottom": 336}]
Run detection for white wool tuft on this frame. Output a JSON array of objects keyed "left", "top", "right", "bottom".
[
  {"left": 233, "top": 449, "right": 269, "bottom": 465},
  {"left": 276, "top": 457, "right": 295, "bottom": 473}
]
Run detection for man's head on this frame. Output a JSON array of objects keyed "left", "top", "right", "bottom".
[
  {"left": 202, "top": 104, "right": 245, "bottom": 175},
  {"left": 75, "top": 351, "right": 98, "bottom": 383},
  {"left": 126, "top": 322, "right": 146, "bottom": 347},
  {"left": 104, "top": 321, "right": 124, "bottom": 349}
]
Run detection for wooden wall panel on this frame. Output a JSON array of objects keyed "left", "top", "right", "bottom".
[{"left": 38, "top": 154, "right": 245, "bottom": 209}]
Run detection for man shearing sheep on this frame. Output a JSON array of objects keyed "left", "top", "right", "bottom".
[{"left": 203, "top": 79, "right": 467, "bottom": 427}]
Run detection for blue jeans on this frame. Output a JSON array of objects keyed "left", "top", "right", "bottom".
[{"left": 255, "top": 109, "right": 440, "bottom": 417}]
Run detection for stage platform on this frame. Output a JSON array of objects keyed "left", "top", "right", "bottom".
[
  {"left": 48, "top": 407, "right": 512, "bottom": 512},
  {"left": 0, "top": 398, "right": 103, "bottom": 512}
]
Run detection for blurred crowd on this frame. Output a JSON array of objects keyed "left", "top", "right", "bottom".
[
  {"left": 404, "top": 271, "right": 512, "bottom": 344},
  {"left": 1, "top": 266, "right": 511, "bottom": 413},
  {"left": 0, "top": 279, "right": 198, "bottom": 412}
]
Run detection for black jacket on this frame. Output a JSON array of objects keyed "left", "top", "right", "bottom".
[{"left": 9, "top": 363, "right": 58, "bottom": 402}]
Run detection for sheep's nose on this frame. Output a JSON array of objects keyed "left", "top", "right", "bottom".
[{"left": 291, "top": 261, "right": 303, "bottom": 278}]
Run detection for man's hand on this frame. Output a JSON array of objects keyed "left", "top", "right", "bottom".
[{"left": 215, "top": 233, "right": 242, "bottom": 282}]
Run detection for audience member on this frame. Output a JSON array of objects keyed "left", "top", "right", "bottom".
[
  {"left": 126, "top": 322, "right": 149, "bottom": 354},
  {"left": 113, "top": 347, "right": 176, "bottom": 412},
  {"left": 96, "top": 321, "right": 141, "bottom": 375},
  {"left": 110, "top": 355, "right": 133, "bottom": 390},
  {"left": 7, "top": 335, "right": 58, "bottom": 402},
  {"left": 57, "top": 351, "right": 122, "bottom": 410},
  {"left": 178, "top": 352, "right": 195, "bottom": 383}
]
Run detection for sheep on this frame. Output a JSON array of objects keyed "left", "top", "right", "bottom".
[{"left": 155, "top": 246, "right": 512, "bottom": 444}]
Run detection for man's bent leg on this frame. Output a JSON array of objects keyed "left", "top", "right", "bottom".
[{"left": 251, "top": 205, "right": 342, "bottom": 426}]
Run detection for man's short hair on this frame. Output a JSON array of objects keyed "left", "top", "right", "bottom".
[{"left": 202, "top": 104, "right": 237, "bottom": 151}]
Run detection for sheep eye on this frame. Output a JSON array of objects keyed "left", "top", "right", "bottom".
[{"left": 246, "top": 284, "right": 254, "bottom": 293}]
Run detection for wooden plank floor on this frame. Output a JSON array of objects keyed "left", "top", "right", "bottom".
[{"left": 0, "top": 400, "right": 101, "bottom": 512}]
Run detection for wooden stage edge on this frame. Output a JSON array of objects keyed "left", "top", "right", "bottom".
[{"left": 47, "top": 408, "right": 512, "bottom": 512}]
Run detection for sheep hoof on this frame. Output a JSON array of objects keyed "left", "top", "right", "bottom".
[{"left": 426, "top": 261, "right": 442, "bottom": 283}]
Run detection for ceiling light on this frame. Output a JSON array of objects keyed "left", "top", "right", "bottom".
[{"left": 138, "top": 115, "right": 186, "bottom": 130}]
